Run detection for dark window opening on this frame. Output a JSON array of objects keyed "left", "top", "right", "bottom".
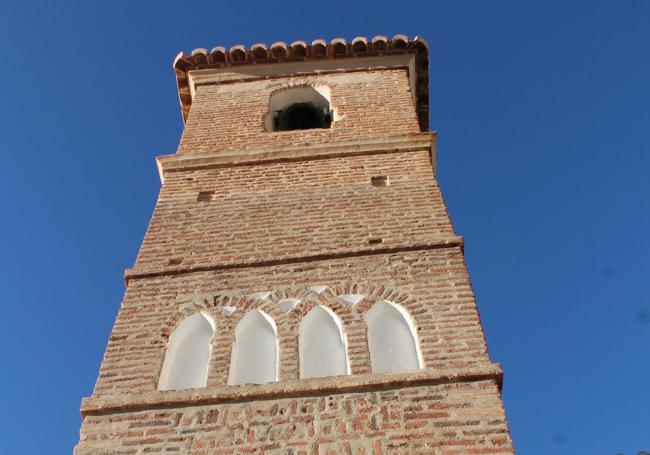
[
  {"left": 197, "top": 191, "right": 214, "bottom": 202},
  {"left": 371, "top": 176, "right": 390, "bottom": 187},
  {"left": 273, "top": 102, "right": 332, "bottom": 131}
]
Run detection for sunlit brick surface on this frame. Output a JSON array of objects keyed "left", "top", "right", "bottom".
[
  {"left": 177, "top": 70, "right": 420, "bottom": 156},
  {"left": 76, "top": 38, "right": 514, "bottom": 454},
  {"left": 135, "top": 151, "right": 455, "bottom": 272},
  {"left": 93, "top": 250, "right": 488, "bottom": 396},
  {"left": 77, "top": 381, "right": 512, "bottom": 454}
]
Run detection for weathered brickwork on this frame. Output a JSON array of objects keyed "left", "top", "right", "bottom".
[
  {"left": 95, "top": 248, "right": 486, "bottom": 396},
  {"left": 135, "top": 150, "right": 455, "bottom": 273},
  {"left": 77, "top": 380, "right": 512, "bottom": 454},
  {"left": 76, "top": 36, "right": 514, "bottom": 454},
  {"left": 177, "top": 69, "right": 420, "bottom": 156}
]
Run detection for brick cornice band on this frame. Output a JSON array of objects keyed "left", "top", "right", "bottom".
[
  {"left": 81, "top": 363, "right": 502, "bottom": 417},
  {"left": 156, "top": 132, "right": 436, "bottom": 183},
  {"left": 124, "top": 238, "right": 464, "bottom": 284}
]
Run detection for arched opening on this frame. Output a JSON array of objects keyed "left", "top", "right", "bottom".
[
  {"left": 228, "top": 309, "right": 278, "bottom": 385},
  {"left": 157, "top": 312, "right": 215, "bottom": 391},
  {"left": 267, "top": 86, "right": 333, "bottom": 131},
  {"left": 299, "top": 305, "right": 349, "bottom": 379},
  {"left": 364, "top": 300, "right": 423, "bottom": 373}
]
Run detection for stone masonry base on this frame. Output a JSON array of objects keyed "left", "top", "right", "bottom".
[{"left": 76, "top": 376, "right": 514, "bottom": 454}]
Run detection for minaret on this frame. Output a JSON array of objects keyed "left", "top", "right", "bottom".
[{"left": 76, "top": 35, "right": 515, "bottom": 454}]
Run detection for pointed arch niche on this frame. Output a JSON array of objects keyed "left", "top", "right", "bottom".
[
  {"left": 364, "top": 300, "right": 423, "bottom": 373},
  {"left": 228, "top": 309, "right": 278, "bottom": 385},
  {"left": 299, "top": 305, "right": 349, "bottom": 379},
  {"left": 157, "top": 312, "right": 215, "bottom": 391}
]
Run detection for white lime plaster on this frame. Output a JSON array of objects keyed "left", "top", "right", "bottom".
[
  {"left": 364, "top": 300, "right": 423, "bottom": 373},
  {"left": 278, "top": 298, "right": 301, "bottom": 314},
  {"left": 228, "top": 310, "right": 278, "bottom": 385},
  {"left": 220, "top": 306, "right": 237, "bottom": 316},
  {"left": 299, "top": 305, "right": 349, "bottom": 379},
  {"left": 157, "top": 312, "right": 215, "bottom": 391},
  {"left": 250, "top": 291, "right": 271, "bottom": 301},
  {"left": 308, "top": 285, "right": 328, "bottom": 294},
  {"left": 337, "top": 294, "right": 365, "bottom": 307}
]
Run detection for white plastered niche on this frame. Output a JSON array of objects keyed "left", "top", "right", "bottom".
[
  {"left": 228, "top": 309, "right": 279, "bottom": 385},
  {"left": 299, "top": 305, "right": 349, "bottom": 379},
  {"left": 157, "top": 311, "right": 216, "bottom": 391},
  {"left": 364, "top": 300, "right": 424, "bottom": 373}
]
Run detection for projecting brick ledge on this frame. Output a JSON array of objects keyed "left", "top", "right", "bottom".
[
  {"left": 156, "top": 132, "right": 436, "bottom": 184},
  {"left": 124, "top": 237, "right": 465, "bottom": 284},
  {"left": 80, "top": 362, "right": 502, "bottom": 417}
]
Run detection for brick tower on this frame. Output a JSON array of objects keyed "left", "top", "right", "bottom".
[{"left": 76, "top": 35, "right": 515, "bottom": 454}]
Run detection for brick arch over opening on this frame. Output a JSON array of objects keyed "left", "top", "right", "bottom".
[
  {"left": 234, "top": 283, "right": 431, "bottom": 380},
  {"left": 270, "top": 287, "right": 354, "bottom": 380},
  {"left": 265, "top": 84, "right": 333, "bottom": 131},
  {"left": 228, "top": 309, "right": 278, "bottom": 385},
  {"left": 207, "top": 294, "right": 288, "bottom": 386}
]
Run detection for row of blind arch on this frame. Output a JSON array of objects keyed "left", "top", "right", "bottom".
[{"left": 158, "top": 300, "right": 423, "bottom": 391}]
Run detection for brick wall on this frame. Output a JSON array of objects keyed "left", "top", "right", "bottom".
[
  {"left": 94, "top": 248, "right": 488, "bottom": 396},
  {"left": 134, "top": 150, "right": 455, "bottom": 273},
  {"left": 76, "top": 380, "right": 513, "bottom": 454},
  {"left": 177, "top": 69, "right": 420, "bottom": 155}
]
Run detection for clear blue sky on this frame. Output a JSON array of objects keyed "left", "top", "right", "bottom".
[{"left": 0, "top": 1, "right": 648, "bottom": 453}]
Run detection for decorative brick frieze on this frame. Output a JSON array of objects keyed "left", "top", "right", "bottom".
[{"left": 93, "top": 248, "right": 492, "bottom": 398}]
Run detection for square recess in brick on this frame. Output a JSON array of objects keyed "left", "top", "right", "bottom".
[
  {"left": 371, "top": 175, "right": 389, "bottom": 187},
  {"left": 197, "top": 191, "right": 214, "bottom": 202},
  {"left": 168, "top": 257, "right": 183, "bottom": 266}
]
